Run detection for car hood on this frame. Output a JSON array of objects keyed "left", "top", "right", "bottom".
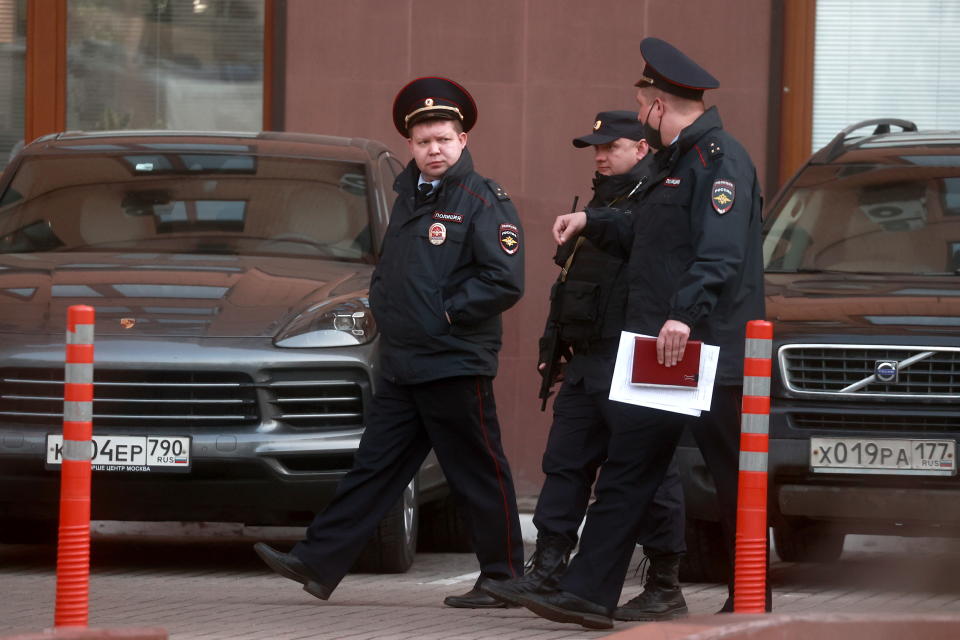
[
  {"left": 0, "top": 252, "right": 374, "bottom": 338},
  {"left": 766, "top": 272, "right": 960, "bottom": 340}
]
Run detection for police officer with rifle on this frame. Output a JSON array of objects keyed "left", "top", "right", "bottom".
[
  {"left": 502, "top": 38, "right": 767, "bottom": 630},
  {"left": 487, "top": 111, "right": 688, "bottom": 622}
]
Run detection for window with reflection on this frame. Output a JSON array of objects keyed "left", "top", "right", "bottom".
[
  {"left": 0, "top": 150, "right": 375, "bottom": 263},
  {"left": 67, "top": 0, "right": 264, "bottom": 131},
  {"left": 0, "top": 0, "right": 26, "bottom": 171},
  {"left": 765, "top": 164, "right": 960, "bottom": 275}
]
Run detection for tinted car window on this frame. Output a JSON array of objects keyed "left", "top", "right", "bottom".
[
  {"left": 0, "top": 152, "right": 374, "bottom": 263},
  {"left": 764, "top": 164, "right": 960, "bottom": 275}
]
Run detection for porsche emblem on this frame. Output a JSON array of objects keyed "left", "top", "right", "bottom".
[{"left": 120, "top": 317, "right": 136, "bottom": 329}]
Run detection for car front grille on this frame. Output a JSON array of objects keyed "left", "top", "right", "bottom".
[
  {"left": 779, "top": 345, "right": 960, "bottom": 400},
  {"left": 791, "top": 411, "right": 960, "bottom": 433},
  {"left": 265, "top": 370, "right": 364, "bottom": 429},
  {"left": 0, "top": 368, "right": 258, "bottom": 428}
]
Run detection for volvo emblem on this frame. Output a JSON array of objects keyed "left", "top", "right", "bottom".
[
  {"left": 120, "top": 317, "right": 136, "bottom": 329},
  {"left": 874, "top": 360, "right": 898, "bottom": 383}
]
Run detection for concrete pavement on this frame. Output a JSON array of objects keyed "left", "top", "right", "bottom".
[{"left": 3, "top": 520, "right": 960, "bottom": 639}]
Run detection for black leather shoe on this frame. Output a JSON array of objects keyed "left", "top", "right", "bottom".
[
  {"left": 481, "top": 535, "right": 572, "bottom": 606},
  {"left": 614, "top": 552, "right": 688, "bottom": 621},
  {"left": 614, "top": 589, "right": 687, "bottom": 621},
  {"left": 481, "top": 576, "right": 547, "bottom": 606},
  {"left": 480, "top": 577, "right": 525, "bottom": 606},
  {"left": 253, "top": 542, "right": 332, "bottom": 601},
  {"left": 514, "top": 589, "right": 614, "bottom": 630},
  {"left": 443, "top": 584, "right": 512, "bottom": 609}
]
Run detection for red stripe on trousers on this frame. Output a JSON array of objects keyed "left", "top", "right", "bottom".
[{"left": 475, "top": 377, "right": 516, "bottom": 577}]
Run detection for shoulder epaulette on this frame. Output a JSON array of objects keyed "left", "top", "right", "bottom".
[
  {"left": 485, "top": 179, "right": 511, "bottom": 201},
  {"left": 705, "top": 137, "right": 724, "bottom": 160}
]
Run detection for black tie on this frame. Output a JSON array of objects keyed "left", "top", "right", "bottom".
[{"left": 418, "top": 183, "right": 433, "bottom": 201}]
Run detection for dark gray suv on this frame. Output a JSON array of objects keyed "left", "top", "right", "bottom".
[
  {"left": 0, "top": 131, "right": 465, "bottom": 571},
  {"left": 679, "top": 119, "right": 960, "bottom": 581}
]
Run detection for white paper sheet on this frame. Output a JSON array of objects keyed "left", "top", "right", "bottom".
[{"left": 608, "top": 331, "right": 720, "bottom": 416}]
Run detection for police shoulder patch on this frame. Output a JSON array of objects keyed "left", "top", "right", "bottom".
[
  {"left": 486, "top": 179, "right": 510, "bottom": 201},
  {"left": 499, "top": 223, "right": 520, "bottom": 255},
  {"left": 711, "top": 179, "right": 735, "bottom": 215}
]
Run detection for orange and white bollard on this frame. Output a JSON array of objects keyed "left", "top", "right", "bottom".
[
  {"left": 733, "top": 319, "right": 773, "bottom": 613},
  {"left": 54, "top": 305, "right": 95, "bottom": 627}
]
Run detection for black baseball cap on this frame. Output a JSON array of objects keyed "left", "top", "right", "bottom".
[
  {"left": 572, "top": 110, "right": 645, "bottom": 148},
  {"left": 635, "top": 37, "right": 719, "bottom": 100},
  {"left": 392, "top": 76, "right": 478, "bottom": 136}
]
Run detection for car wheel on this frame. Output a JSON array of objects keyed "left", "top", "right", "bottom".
[
  {"left": 353, "top": 476, "right": 418, "bottom": 573},
  {"left": 678, "top": 519, "right": 730, "bottom": 583},
  {"left": 416, "top": 495, "right": 473, "bottom": 552},
  {"left": 773, "top": 523, "right": 845, "bottom": 563},
  {"left": 0, "top": 519, "right": 57, "bottom": 545}
]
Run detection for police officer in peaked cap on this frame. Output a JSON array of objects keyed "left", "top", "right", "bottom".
[
  {"left": 484, "top": 110, "right": 688, "bottom": 621},
  {"left": 513, "top": 38, "right": 767, "bottom": 629},
  {"left": 255, "top": 76, "right": 526, "bottom": 610}
]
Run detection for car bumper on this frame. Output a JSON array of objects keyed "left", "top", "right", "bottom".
[
  {"left": 678, "top": 397, "right": 960, "bottom": 535},
  {"left": 0, "top": 335, "right": 376, "bottom": 525},
  {"left": 0, "top": 429, "right": 363, "bottom": 525}
]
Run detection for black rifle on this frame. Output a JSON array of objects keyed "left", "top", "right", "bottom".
[{"left": 538, "top": 196, "right": 580, "bottom": 411}]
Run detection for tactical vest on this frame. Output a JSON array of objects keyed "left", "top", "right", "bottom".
[{"left": 552, "top": 235, "right": 628, "bottom": 347}]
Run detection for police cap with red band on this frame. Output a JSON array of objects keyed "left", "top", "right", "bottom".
[
  {"left": 392, "top": 76, "right": 477, "bottom": 136},
  {"left": 635, "top": 37, "right": 719, "bottom": 100}
]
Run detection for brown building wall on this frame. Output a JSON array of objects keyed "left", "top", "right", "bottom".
[{"left": 283, "top": 0, "right": 775, "bottom": 497}]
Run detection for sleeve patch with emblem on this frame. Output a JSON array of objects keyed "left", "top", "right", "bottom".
[
  {"left": 499, "top": 223, "right": 520, "bottom": 255},
  {"left": 711, "top": 179, "right": 735, "bottom": 214}
]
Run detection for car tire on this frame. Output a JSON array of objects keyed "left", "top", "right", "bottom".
[
  {"left": 678, "top": 519, "right": 730, "bottom": 583},
  {"left": 353, "top": 476, "right": 418, "bottom": 573},
  {"left": 416, "top": 495, "right": 473, "bottom": 552},
  {"left": 0, "top": 519, "right": 57, "bottom": 545},
  {"left": 773, "top": 523, "right": 845, "bottom": 563}
]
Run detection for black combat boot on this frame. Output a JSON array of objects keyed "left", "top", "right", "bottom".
[
  {"left": 613, "top": 552, "right": 688, "bottom": 621},
  {"left": 481, "top": 534, "right": 572, "bottom": 606}
]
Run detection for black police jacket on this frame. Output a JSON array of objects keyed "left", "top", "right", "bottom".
[
  {"left": 539, "top": 155, "right": 657, "bottom": 392},
  {"left": 370, "top": 148, "right": 524, "bottom": 384},
  {"left": 584, "top": 107, "right": 765, "bottom": 385}
]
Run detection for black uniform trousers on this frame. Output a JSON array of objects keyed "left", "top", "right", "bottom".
[
  {"left": 557, "top": 402, "right": 687, "bottom": 609},
  {"left": 532, "top": 377, "right": 685, "bottom": 555},
  {"left": 685, "top": 384, "right": 773, "bottom": 608},
  {"left": 292, "top": 374, "right": 524, "bottom": 593}
]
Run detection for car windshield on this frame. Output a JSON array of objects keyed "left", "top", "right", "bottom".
[
  {"left": 0, "top": 150, "right": 374, "bottom": 263},
  {"left": 764, "top": 162, "right": 960, "bottom": 275}
]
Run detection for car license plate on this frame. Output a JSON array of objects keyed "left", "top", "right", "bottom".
[
  {"left": 810, "top": 437, "right": 956, "bottom": 476},
  {"left": 46, "top": 435, "right": 191, "bottom": 473}
]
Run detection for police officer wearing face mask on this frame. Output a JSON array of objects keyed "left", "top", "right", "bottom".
[
  {"left": 509, "top": 38, "right": 766, "bottom": 630},
  {"left": 483, "top": 111, "right": 688, "bottom": 622},
  {"left": 254, "top": 77, "right": 525, "bottom": 610}
]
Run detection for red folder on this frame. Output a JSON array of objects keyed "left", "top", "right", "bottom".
[{"left": 631, "top": 336, "right": 701, "bottom": 388}]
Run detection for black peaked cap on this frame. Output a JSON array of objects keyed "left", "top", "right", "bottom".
[
  {"left": 392, "top": 76, "right": 477, "bottom": 136},
  {"left": 573, "top": 110, "right": 644, "bottom": 147},
  {"left": 636, "top": 37, "right": 719, "bottom": 98}
]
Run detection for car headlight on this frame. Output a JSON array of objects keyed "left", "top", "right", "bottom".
[{"left": 274, "top": 297, "right": 377, "bottom": 347}]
